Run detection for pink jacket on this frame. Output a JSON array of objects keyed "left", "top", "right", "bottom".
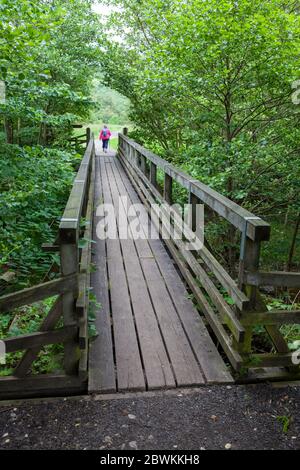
[{"left": 99, "top": 129, "right": 111, "bottom": 141}]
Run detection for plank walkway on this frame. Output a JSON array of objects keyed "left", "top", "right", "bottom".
[{"left": 89, "top": 143, "right": 233, "bottom": 393}]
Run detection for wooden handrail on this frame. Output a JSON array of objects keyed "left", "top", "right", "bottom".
[
  {"left": 118, "top": 132, "right": 300, "bottom": 375},
  {"left": 59, "top": 137, "right": 95, "bottom": 242},
  {"left": 119, "top": 134, "right": 270, "bottom": 242},
  {"left": 0, "top": 274, "right": 78, "bottom": 313}
]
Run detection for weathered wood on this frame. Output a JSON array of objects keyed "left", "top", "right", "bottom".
[
  {"left": 164, "top": 173, "right": 173, "bottom": 205},
  {"left": 244, "top": 271, "right": 300, "bottom": 288},
  {"left": 14, "top": 297, "right": 63, "bottom": 378},
  {"left": 118, "top": 150, "right": 242, "bottom": 371},
  {"left": 141, "top": 257, "right": 205, "bottom": 387},
  {"left": 0, "top": 374, "right": 86, "bottom": 399},
  {"left": 150, "top": 162, "right": 157, "bottom": 187},
  {"left": 188, "top": 192, "right": 199, "bottom": 232},
  {"left": 149, "top": 239, "right": 233, "bottom": 384},
  {"left": 241, "top": 239, "right": 290, "bottom": 355},
  {"left": 198, "top": 245, "right": 249, "bottom": 311},
  {"left": 102, "top": 158, "right": 145, "bottom": 392},
  {"left": 79, "top": 149, "right": 95, "bottom": 379},
  {"left": 246, "top": 353, "right": 299, "bottom": 368},
  {"left": 0, "top": 274, "right": 77, "bottom": 313},
  {"left": 119, "top": 150, "right": 245, "bottom": 343},
  {"left": 3, "top": 326, "right": 77, "bottom": 353},
  {"left": 59, "top": 138, "right": 94, "bottom": 238},
  {"left": 42, "top": 243, "right": 60, "bottom": 253},
  {"left": 120, "top": 145, "right": 249, "bottom": 311},
  {"left": 88, "top": 153, "right": 116, "bottom": 393},
  {"left": 241, "top": 310, "right": 300, "bottom": 326},
  {"left": 86, "top": 127, "right": 91, "bottom": 145},
  {"left": 109, "top": 158, "right": 176, "bottom": 390},
  {"left": 119, "top": 134, "right": 270, "bottom": 241},
  {"left": 60, "top": 243, "right": 79, "bottom": 375},
  {"left": 140, "top": 154, "right": 147, "bottom": 174}
]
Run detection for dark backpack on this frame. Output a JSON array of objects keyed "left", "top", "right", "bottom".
[{"left": 102, "top": 129, "right": 107, "bottom": 138}]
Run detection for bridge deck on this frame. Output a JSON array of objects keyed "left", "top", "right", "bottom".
[{"left": 89, "top": 144, "right": 233, "bottom": 393}]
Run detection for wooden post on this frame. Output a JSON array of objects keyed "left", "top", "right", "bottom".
[
  {"left": 240, "top": 238, "right": 260, "bottom": 308},
  {"left": 123, "top": 127, "right": 128, "bottom": 136},
  {"left": 240, "top": 238, "right": 289, "bottom": 355},
  {"left": 136, "top": 150, "right": 140, "bottom": 168},
  {"left": 86, "top": 127, "right": 91, "bottom": 146},
  {"left": 150, "top": 162, "right": 157, "bottom": 187},
  {"left": 189, "top": 192, "right": 199, "bottom": 232},
  {"left": 60, "top": 230, "right": 79, "bottom": 375},
  {"left": 140, "top": 154, "right": 147, "bottom": 174},
  {"left": 164, "top": 173, "right": 173, "bottom": 205}
]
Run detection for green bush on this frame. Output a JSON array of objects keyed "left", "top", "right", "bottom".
[{"left": 0, "top": 144, "right": 81, "bottom": 291}]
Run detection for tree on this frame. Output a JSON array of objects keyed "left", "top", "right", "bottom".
[{"left": 101, "top": 0, "right": 300, "bottom": 271}]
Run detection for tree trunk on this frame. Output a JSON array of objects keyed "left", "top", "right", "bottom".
[{"left": 4, "top": 118, "right": 13, "bottom": 144}]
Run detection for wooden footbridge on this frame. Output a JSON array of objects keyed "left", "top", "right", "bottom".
[{"left": 0, "top": 130, "right": 300, "bottom": 398}]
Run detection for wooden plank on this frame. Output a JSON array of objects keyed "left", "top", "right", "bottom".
[
  {"left": 150, "top": 240, "right": 233, "bottom": 384},
  {"left": 88, "top": 153, "right": 116, "bottom": 393},
  {"left": 101, "top": 158, "right": 145, "bottom": 392},
  {"left": 0, "top": 274, "right": 77, "bottom": 313},
  {"left": 141, "top": 258, "right": 205, "bottom": 387},
  {"left": 162, "top": 238, "right": 243, "bottom": 372},
  {"left": 113, "top": 157, "right": 232, "bottom": 383},
  {"left": 79, "top": 149, "right": 95, "bottom": 379},
  {"left": 3, "top": 326, "right": 77, "bottom": 353},
  {"left": 42, "top": 243, "right": 60, "bottom": 252},
  {"left": 246, "top": 353, "right": 300, "bottom": 368},
  {"left": 0, "top": 374, "right": 86, "bottom": 398},
  {"left": 198, "top": 245, "right": 249, "bottom": 311},
  {"left": 59, "top": 138, "right": 94, "bottom": 236},
  {"left": 109, "top": 159, "right": 176, "bottom": 390},
  {"left": 244, "top": 271, "right": 300, "bottom": 288},
  {"left": 14, "top": 297, "right": 63, "bottom": 378},
  {"left": 120, "top": 147, "right": 249, "bottom": 310},
  {"left": 241, "top": 310, "right": 300, "bottom": 326},
  {"left": 119, "top": 153, "right": 245, "bottom": 343},
  {"left": 118, "top": 153, "right": 243, "bottom": 371},
  {"left": 119, "top": 135, "right": 270, "bottom": 241}
]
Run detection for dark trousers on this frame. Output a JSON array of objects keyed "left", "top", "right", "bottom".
[{"left": 102, "top": 139, "right": 109, "bottom": 150}]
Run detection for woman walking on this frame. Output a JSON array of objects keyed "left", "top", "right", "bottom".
[{"left": 99, "top": 125, "right": 112, "bottom": 153}]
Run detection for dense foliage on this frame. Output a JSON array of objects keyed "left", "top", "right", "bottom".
[
  {"left": 101, "top": 0, "right": 300, "bottom": 272},
  {"left": 0, "top": 0, "right": 101, "bottom": 291},
  {"left": 90, "top": 80, "right": 130, "bottom": 125},
  {"left": 0, "top": 0, "right": 102, "bottom": 375}
]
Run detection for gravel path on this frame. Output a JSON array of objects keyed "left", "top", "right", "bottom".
[{"left": 0, "top": 384, "right": 299, "bottom": 450}]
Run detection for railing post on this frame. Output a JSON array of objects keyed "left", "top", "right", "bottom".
[
  {"left": 59, "top": 229, "right": 79, "bottom": 375},
  {"left": 140, "top": 154, "right": 147, "bottom": 174},
  {"left": 239, "top": 236, "right": 289, "bottom": 355},
  {"left": 86, "top": 127, "right": 91, "bottom": 146},
  {"left": 123, "top": 127, "right": 128, "bottom": 136},
  {"left": 150, "top": 162, "right": 157, "bottom": 187},
  {"left": 164, "top": 172, "right": 173, "bottom": 205},
  {"left": 239, "top": 237, "right": 260, "bottom": 308},
  {"left": 189, "top": 192, "right": 199, "bottom": 232},
  {"left": 236, "top": 236, "right": 261, "bottom": 354}
]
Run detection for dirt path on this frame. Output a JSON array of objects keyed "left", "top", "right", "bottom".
[{"left": 0, "top": 384, "right": 299, "bottom": 450}]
